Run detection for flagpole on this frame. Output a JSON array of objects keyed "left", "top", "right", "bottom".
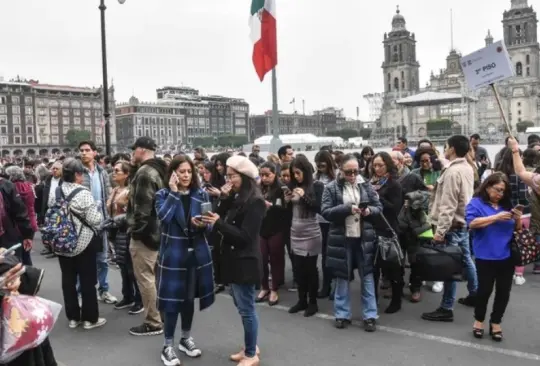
[{"left": 270, "top": 67, "right": 282, "bottom": 153}]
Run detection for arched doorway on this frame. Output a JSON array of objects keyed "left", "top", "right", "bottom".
[
  {"left": 13, "top": 149, "right": 23, "bottom": 157},
  {"left": 1, "top": 150, "right": 10, "bottom": 157},
  {"left": 39, "top": 149, "right": 49, "bottom": 156},
  {"left": 63, "top": 148, "right": 71, "bottom": 154},
  {"left": 27, "top": 149, "right": 36, "bottom": 157},
  {"left": 52, "top": 148, "right": 60, "bottom": 155}
]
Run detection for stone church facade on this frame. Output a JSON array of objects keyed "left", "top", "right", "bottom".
[{"left": 378, "top": 0, "right": 540, "bottom": 140}]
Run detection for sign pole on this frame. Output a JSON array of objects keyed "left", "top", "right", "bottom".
[{"left": 490, "top": 83, "right": 512, "bottom": 136}]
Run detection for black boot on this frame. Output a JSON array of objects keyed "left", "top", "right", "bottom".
[
  {"left": 384, "top": 282, "right": 403, "bottom": 314},
  {"left": 289, "top": 292, "right": 308, "bottom": 314},
  {"left": 317, "top": 275, "right": 331, "bottom": 299}
]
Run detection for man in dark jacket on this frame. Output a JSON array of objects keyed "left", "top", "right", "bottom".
[
  {"left": 0, "top": 178, "right": 34, "bottom": 258},
  {"left": 126, "top": 137, "right": 167, "bottom": 336}
]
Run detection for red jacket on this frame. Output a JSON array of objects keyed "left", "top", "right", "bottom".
[{"left": 14, "top": 181, "right": 38, "bottom": 232}]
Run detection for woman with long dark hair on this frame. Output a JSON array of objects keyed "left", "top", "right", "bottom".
[
  {"left": 256, "top": 162, "right": 288, "bottom": 305},
  {"left": 107, "top": 161, "right": 143, "bottom": 315},
  {"left": 155, "top": 155, "right": 215, "bottom": 365},
  {"left": 359, "top": 146, "right": 374, "bottom": 178},
  {"left": 466, "top": 172, "right": 521, "bottom": 341},
  {"left": 370, "top": 152, "right": 404, "bottom": 314},
  {"left": 286, "top": 155, "right": 324, "bottom": 316},
  {"left": 314, "top": 150, "right": 336, "bottom": 298},
  {"left": 496, "top": 148, "right": 529, "bottom": 286},
  {"left": 201, "top": 156, "right": 265, "bottom": 366}
]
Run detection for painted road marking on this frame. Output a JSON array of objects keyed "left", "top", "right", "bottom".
[{"left": 219, "top": 293, "right": 540, "bottom": 362}]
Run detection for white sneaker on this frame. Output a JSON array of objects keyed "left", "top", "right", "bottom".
[
  {"left": 514, "top": 274, "right": 526, "bottom": 286},
  {"left": 68, "top": 320, "right": 81, "bottom": 329},
  {"left": 99, "top": 291, "right": 118, "bottom": 304},
  {"left": 432, "top": 282, "right": 444, "bottom": 293},
  {"left": 83, "top": 318, "right": 107, "bottom": 330}
]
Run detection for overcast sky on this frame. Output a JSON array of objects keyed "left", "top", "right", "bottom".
[{"left": 0, "top": 0, "right": 517, "bottom": 120}]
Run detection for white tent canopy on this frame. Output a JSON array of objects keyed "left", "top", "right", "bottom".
[
  {"left": 396, "top": 91, "right": 478, "bottom": 107},
  {"left": 254, "top": 133, "right": 343, "bottom": 145}
]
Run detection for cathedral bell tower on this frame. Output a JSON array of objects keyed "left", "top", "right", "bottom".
[
  {"left": 502, "top": 0, "right": 539, "bottom": 77},
  {"left": 382, "top": 6, "right": 420, "bottom": 95}
]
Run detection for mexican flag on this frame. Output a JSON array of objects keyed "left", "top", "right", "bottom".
[{"left": 250, "top": 0, "right": 278, "bottom": 81}]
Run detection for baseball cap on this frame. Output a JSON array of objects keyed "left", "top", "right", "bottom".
[{"left": 130, "top": 137, "right": 157, "bottom": 151}]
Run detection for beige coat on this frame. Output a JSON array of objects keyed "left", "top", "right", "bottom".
[{"left": 429, "top": 158, "right": 474, "bottom": 237}]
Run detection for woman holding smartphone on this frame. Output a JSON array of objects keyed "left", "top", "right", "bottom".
[{"left": 155, "top": 155, "right": 215, "bottom": 366}]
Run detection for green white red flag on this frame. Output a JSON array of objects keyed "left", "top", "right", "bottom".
[{"left": 250, "top": 0, "right": 277, "bottom": 81}]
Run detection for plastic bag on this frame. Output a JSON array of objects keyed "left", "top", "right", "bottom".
[{"left": 0, "top": 294, "right": 62, "bottom": 363}]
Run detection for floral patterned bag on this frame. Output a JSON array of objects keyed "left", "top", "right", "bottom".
[
  {"left": 0, "top": 294, "right": 62, "bottom": 363},
  {"left": 511, "top": 229, "right": 540, "bottom": 266}
]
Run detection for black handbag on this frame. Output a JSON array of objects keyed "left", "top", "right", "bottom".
[
  {"left": 375, "top": 214, "right": 404, "bottom": 266},
  {"left": 416, "top": 242, "right": 464, "bottom": 282}
]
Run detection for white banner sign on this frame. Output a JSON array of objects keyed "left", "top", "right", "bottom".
[{"left": 460, "top": 40, "right": 514, "bottom": 90}]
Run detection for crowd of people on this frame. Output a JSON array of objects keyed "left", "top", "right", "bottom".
[{"left": 1, "top": 132, "right": 540, "bottom": 366}]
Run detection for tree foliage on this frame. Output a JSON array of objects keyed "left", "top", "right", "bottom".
[
  {"left": 192, "top": 137, "right": 214, "bottom": 148},
  {"left": 516, "top": 120, "right": 534, "bottom": 133},
  {"left": 216, "top": 135, "right": 248, "bottom": 147},
  {"left": 65, "top": 129, "right": 92, "bottom": 148}
]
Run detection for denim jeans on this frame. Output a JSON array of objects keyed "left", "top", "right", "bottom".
[
  {"left": 230, "top": 284, "right": 258, "bottom": 358},
  {"left": 333, "top": 238, "right": 378, "bottom": 320},
  {"left": 163, "top": 302, "right": 195, "bottom": 341},
  {"left": 441, "top": 230, "right": 478, "bottom": 310}
]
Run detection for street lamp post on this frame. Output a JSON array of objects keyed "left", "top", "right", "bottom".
[{"left": 99, "top": 0, "right": 124, "bottom": 156}]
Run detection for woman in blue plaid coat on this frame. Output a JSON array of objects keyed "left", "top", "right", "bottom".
[{"left": 155, "top": 155, "right": 215, "bottom": 366}]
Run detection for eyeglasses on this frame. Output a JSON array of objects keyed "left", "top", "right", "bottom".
[
  {"left": 490, "top": 186, "right": 505, "bottom": 194},
  {"left": 343, "top": 169, "right": 359, "bottom": 176}
]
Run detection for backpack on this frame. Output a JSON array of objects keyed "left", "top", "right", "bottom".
[{"left": 41, "top": 186, "right": 85, "bottom": 254}]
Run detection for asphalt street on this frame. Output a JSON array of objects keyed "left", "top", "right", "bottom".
[{"left": 29, "top": 246, "right": 540, "bottom": 366}]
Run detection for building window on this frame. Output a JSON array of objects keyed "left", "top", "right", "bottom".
[
  {"left": 26, "top": 116, "right": 33, "bottom": 124},
  {"left": 51, "top": 126, "right": 59, "bottom": 134},
  {"left": 402, "top": 81, "right": 405, "bottom": 89},
  {"left": 25, "top": 97, "right": 32, "bottom": 105},
  {"left": 25, "top": 106, "right": 33, "bottom": 115},
  {"left": 74, "top": 109, "right": 80, "bottom": 116},
  {"left": 72, "top": 101, "right": 80, "bottom": 108},
  {"left": 49, "top": 100, "right": 58, "bottom": 107},
  {"left": 12, "top": 96, "right": 19, "bottom": 104},
  {"left": 516, "top": 62, "right": 523, "bottom": 76},
  {"left": 62, "top": 109, "right": 69, "bottom": 116},
  {"left": 52, "top": 136, "right": 59, "bottom": 144},
  {"left": 60, "top": 100, "right": 69, "bottom": 108},
  {"left": 14, "top": 136, "right": 21, "bottom": 145},
  {"left": 0, "top": 96, "right": 5, "bottom": 105},
  {"left": 527, "top": 67, "right": 530, "bottom": 76},
  {"left": 63, "top": 117, "right": 70, "bottom": 125},
  {"left": 51, "top": 109, "right": 58, "bottom": 116},
  {"left": 74, "top": 117, "right": 81, "bottom": 125},
  {"left": 27, "top": 136, "right": 34, "bottom": 144},
  {"left": 26, "top": 125, "right": 33, "bottom": 134},
  {"left": 526, "top": 54, "right": 530, "bottom": 64},
  {"left": 84, "top": 118, "right": 91, "bottom": 125},
  {"left": 13, "top": 116, "right": 20, "bottom": 124},
  {"left": 84, "top": 110, "right": 91, "bottom": 117},
  {"left": 0, "top": 106, "right": 6, "bottom": 114},
  {"left": 0, "top": 126, "right": 6, "bottom": 134},
  {"left": 12, "top": 106, "right": 20, "bottom": 114},
  {"left": 394, "top": 77, "right": 399, "bottom": 91},
  {"left": 37, "top": 99, "right": 45, "bottom": 107}
]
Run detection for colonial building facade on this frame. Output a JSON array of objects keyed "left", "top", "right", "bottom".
[
  {"left": 0, "top": 79, "right": 115, "bottom": 156},
  {"left": 116, "top": 86, "right": 249, "bottom": 150},
  {"left": 378, "top": 1, "right": 540, "bottom": 140}
]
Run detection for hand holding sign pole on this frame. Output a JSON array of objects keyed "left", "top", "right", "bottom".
[{"left": 460, "top": 40, "right": 514, "bottom": 136}]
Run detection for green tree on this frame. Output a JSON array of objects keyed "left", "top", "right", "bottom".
[
  {"left": 359, "top": 129, "right": 372, "bottom": 139},
  {"left": 65, "top": 129, "right": 92, "bottom": 148},
  {"left": 516, "top": 120, "right": 534, "bottom": 133},
  {"left": 217, "top": 135, "right": 248, "bottom": 147},
  {"left": 192, "top": 137, "right": 214, "bottom": 147},
  {"left": 325, "top": 129, "right": 359, "bottom": 140},
  {"left": 426, "top": 119, "right": 453, "bottom": 137}
]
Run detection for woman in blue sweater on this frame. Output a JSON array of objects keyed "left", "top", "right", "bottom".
[{"left": 466, "top": 172, "right": 522, "bottom": 342}]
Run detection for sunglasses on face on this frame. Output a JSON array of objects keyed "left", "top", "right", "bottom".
[{"left": 343, "top": 169, "right": 359, "bottom": 176}]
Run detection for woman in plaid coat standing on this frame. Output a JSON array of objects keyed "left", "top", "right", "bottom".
[{"left": 155, "top": 155, "right": 215, "bottom": 366}]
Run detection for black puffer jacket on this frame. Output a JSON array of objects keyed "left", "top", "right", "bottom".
[
  {"left": 321, "top": 177, "right": 383, "bottom": 279},
  {"left": 109, "top": 213, "right": 130, "bottom": 266}
]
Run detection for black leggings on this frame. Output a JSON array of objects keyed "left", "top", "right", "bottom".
[
  {"left": 292, "top": 254, "right": 318, "bottom": 304},
  {"left": 474, "top": 258, "right": 514, "bottom": 324}
]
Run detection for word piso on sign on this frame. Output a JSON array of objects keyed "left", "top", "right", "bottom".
[{"left": 460, "top": 40, "right": 514, "bottom": 90}]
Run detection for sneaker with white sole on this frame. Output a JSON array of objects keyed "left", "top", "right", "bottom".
[
  {"left": 68, "top": 320, "right": 81, "bottom": 329},
  {"left": 98, "top": 291, "right": 118, "bottom": 304},
  {"left": 114, "top": 298, "right": 135, "bottom": 310},
  {"left": 178, "top": 337, "right": 202, "bottom": 358},
  {"left": 128, "top": 303, "right": 144, "bottom": 315},
  {"left": 161, "top": 346, "right": 181, "bottom": 366},
  {"left": 514, "top": 274, "right": 526, "bottom": 286},
  {"left": 83, "top": 318, "right": 107, "bottom": 330},
  {"left": 431, "top": 282, "right": 443, "bottom": 293},
  {"left": 129, "top": 323, "right": 163, "bottom": 336}
]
